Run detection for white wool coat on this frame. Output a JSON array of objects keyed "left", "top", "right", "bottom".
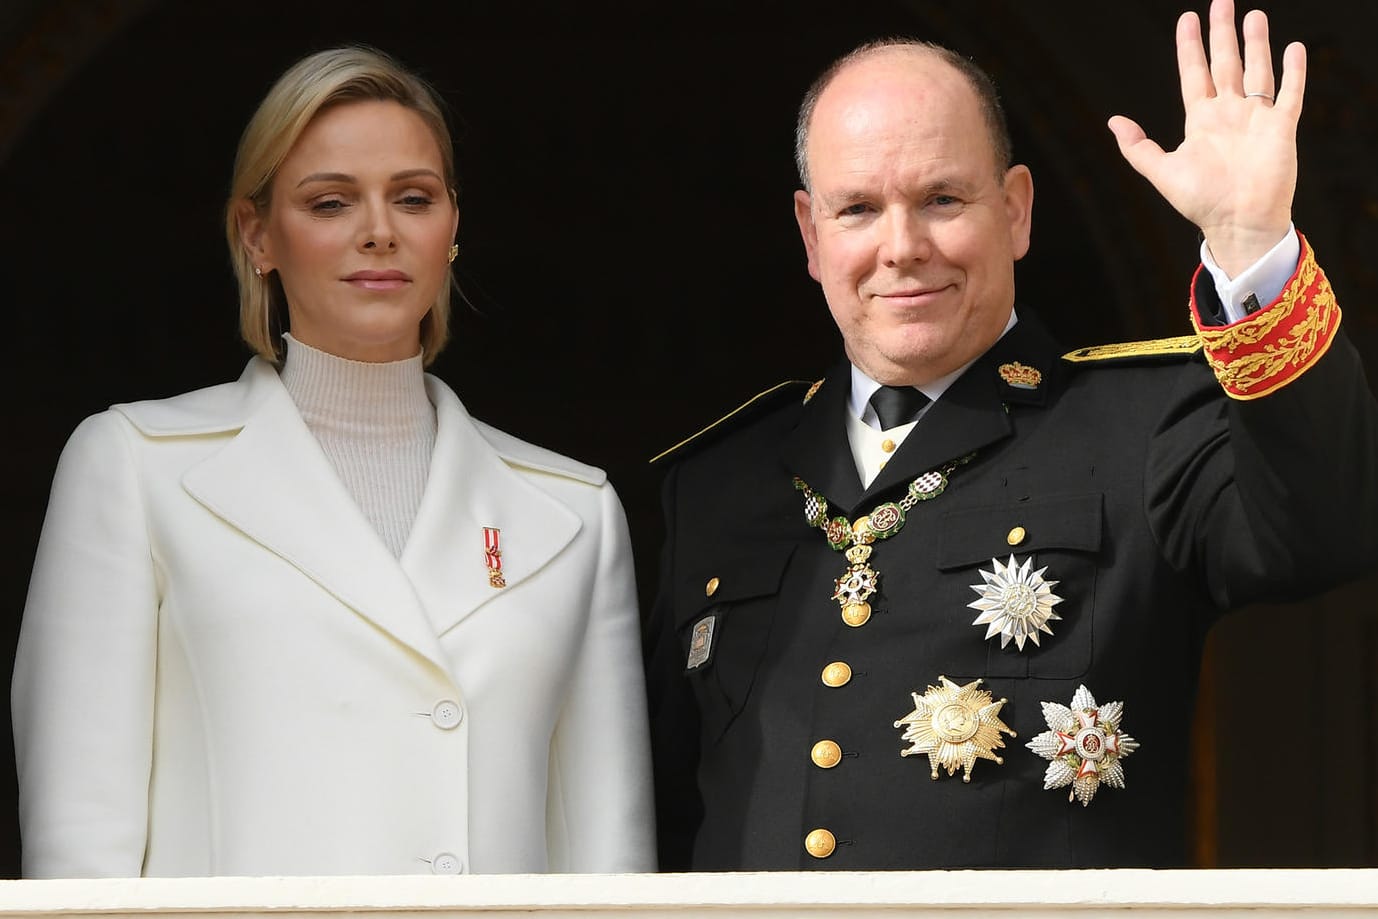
[{"left": 13, "top": 359, "right": 655, "bottom": 878}]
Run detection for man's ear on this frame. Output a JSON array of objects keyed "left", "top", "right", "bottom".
[
  {"left": 1002, "top": 165, "right": 1034, "bottom": 261},
  {"left": 793, "top": 190, "right": 821, "bottom": 282},
  {"left": 235, "top": 199, "right": 274, "bottom": 273}
]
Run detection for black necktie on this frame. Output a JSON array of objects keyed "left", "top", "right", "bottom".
[{"left": 868, "top": 385, "right": 930, "bottom": 430}]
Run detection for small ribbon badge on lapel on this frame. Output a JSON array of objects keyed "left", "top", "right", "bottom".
[{"left": 483, "top": 526, "right": 507, "bottom": 589}]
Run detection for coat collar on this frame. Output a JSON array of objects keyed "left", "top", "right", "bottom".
[
  {"left": 780, "top": 313, "right": 1063, "bottom": 516},
  {"left": 147, "top": 359, "right": 581, "bottom": 675},
  {"left": 400, "top": 378, "right": 582, "bottom": 638}
]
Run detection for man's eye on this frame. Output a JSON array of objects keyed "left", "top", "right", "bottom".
[
  {"left": 931, "top": 195, "right": 959, "bottom": 207},
  {"left": 839, "top": 203, "right": 872, "bottom": 217}
]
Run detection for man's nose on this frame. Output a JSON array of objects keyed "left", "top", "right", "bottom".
[{"left": 880, "top": 209, "right": 931, "bottom": 266}]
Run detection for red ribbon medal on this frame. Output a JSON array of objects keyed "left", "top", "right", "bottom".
[{"left": 483, "top": 526, "right": 506, "bottom": 589}]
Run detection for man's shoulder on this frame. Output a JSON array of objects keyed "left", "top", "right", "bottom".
[
  {"left": 651, "top": 378, "right": 821, "bottom": 466},
  {"left": 1060, "top": 335, "right": 1203, "bottom": 367}
]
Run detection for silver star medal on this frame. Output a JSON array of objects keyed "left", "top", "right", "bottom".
[
  {"left": 967, "top": 554, "right": 1063, "bottom": 649},
  {"left": 1026, "top": 685, "right": 1140, "bottom": 806}
]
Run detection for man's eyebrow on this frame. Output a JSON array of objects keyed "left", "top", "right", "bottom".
[
  {"left": 817, "top": 189, "right": 872, "bottom": 210},
  {"left": 818, "top": 179, "right": 972, "bottom": 210}
]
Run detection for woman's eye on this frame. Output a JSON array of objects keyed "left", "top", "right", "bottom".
[
  {"left": 399, "top": 194, "right": 434, "bottom": 208},
  {"left": 310, "top": 198, "right": 346, "bottom": 214}
]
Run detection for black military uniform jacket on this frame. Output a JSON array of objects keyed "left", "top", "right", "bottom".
[{"left": 646, "top": 256, "right": 1378, "bottom": 870}]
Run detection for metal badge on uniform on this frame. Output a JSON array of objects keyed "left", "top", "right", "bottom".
[
  {"left": 968, "top": 554, "right": 1063, "bottom": 650},
  {"left": 1026, "top": 684, "right": 1139, "bottom": 806},
  {"left": 685, "top": 614, "right": 716, "bottom": 670},
  {"left": 893, "top": 676, "right": 1015, "bottom": 782},
  {"left": 998, "top": 361, "right": 1042, "bottom": 389}
]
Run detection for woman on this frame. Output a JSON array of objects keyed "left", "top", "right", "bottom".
[{"left": 12, "top": 47, "right": 654, "bottom": 878}]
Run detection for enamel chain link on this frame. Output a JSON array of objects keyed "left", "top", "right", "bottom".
[{"left": 793, "top": 453, "right": 974, "bottom": 626}]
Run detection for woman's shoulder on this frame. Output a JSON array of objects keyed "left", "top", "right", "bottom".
[
  {"left": 108, "top": 359, "right": 278, "bottom": 438},
  {"left": 468, "top": 418, "right": 607, "bottom": 488}
]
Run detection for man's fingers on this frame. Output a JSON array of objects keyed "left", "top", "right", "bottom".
[
  {"left": 1177, "top": 11, "right": 1213, "bottom": 107},
  {"left": 1275, "top": 40, "right": 1307, "bottom": 118},
  {"left": 1208, "top": 0, "right": 1245, "bottom": 96},
  {"left": 1241, "top": 9, "right": 1276, "bottom": 99},
  {"left": 1107, "top": 115, "right": 1166, "bottom": 182}
]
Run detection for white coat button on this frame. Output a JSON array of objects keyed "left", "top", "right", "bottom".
[
  {"left": 431, "top": 852, "right": 463, "bottom": 874},
  {"left": 431, "top": 700, "right": 463, "bottom": 730}
]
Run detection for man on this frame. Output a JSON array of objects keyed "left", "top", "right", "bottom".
[{"left": 645, "top": 0, "right": 1378, "bottom": 870}]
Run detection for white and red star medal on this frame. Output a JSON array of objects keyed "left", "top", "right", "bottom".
[{"left": 1026, "top": 685, "right": 1139, "bottom": 806}]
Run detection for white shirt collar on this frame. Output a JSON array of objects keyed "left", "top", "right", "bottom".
[{"left": 847, "top": 308, "right": 1019, "bottom": 428}]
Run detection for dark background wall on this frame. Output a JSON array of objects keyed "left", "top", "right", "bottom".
[{"left": 1, "top": 0, "right": 1375, "bottom": 875}]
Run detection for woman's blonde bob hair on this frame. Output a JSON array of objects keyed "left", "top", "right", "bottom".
[{"left": 225, "top": 46, "right": 458, "bottom": 366}]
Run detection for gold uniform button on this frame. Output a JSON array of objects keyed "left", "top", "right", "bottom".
[
  {"left": 821, "top": 661, "right": 853, "bottom": 687},
  {"left": 880, "top": 438, "right": 896, "bottom": 453},
  {"left": 705, "top": 577, "right": 720, "bottom": 597},
  {"left": 810, "top": 739, "right": 843, "bottom": 769},
  {"left": 804, "top": 828, "right": 836, "bottom": 859},
  {"left": 1006, "top": 526, "right": 1026, "bottom": 546}
]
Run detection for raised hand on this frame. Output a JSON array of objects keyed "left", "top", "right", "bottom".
[{"left": 1107, "top": 0, "right": 1304, "bottom": 276}]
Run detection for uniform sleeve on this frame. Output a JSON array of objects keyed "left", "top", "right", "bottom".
[
  {"left": 11, "top": 411, "right": 159, "bottom": 878},
  {"left": 545, "top": 482, "right": 656, "bottom": 872},
  {"left": 642, "top": 463, "right": 704, "bottom": 871},
  {"left": 1149, "top": 239, "right": 1378, "bottom": 608}
]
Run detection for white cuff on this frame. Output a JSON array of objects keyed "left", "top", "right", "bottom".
[{"left": 1199, "top": 225, "right": 1300, "bottom": 324}]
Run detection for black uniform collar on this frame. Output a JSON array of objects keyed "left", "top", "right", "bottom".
[{"left": 781, "top": 311, "right": 1064, "bottom": 516}]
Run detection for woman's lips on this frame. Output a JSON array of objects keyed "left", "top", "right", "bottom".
[{"left": 344, "top": 270, "right": 411, "bottom": 291}]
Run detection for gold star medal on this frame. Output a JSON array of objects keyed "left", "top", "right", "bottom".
[
  {"left": 968, "top": 555, "right": 1063, "bottom": 649},
  {"left": 893, "top": 676, "right": 1015, "bottom": 782},
  {"left": 1026, "top": 684, "right": 1140, "bottom": 805}
]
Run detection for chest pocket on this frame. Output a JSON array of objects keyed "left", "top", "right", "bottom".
[
  {"left": 676, "top": 544, "right": 796, "bottom": 744},
  {"left": 936, "top": 493, "right": 1102, "bottom": 679}
]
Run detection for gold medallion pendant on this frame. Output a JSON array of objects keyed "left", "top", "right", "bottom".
[
  {"left": 1026, "top": 685, "right": 1139, "bottom": 806},
  {"left": 893, "top": 676, "right": 1015, "bottom": 782},
  {"left": 795, "top": 454, "right": 973, "bottom": 627}
]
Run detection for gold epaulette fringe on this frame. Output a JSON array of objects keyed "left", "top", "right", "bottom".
[
  {"left": 1062, "top": 335, "right": 1203, "bottom": 363},
  {"left": 649, "top": 379, "right": 819, "bottom": 464}
]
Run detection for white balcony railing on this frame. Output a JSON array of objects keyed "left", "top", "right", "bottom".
[{"left": 0, "top": 869, "right": 1375, "bottom": 917}]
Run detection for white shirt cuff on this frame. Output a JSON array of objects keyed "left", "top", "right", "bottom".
[{"left": 1199, "top": 225, "right": 1300, "bottom": 324}]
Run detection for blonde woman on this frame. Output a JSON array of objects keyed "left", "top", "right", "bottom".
[{"left": 13, "top": 47, "right": 654, "bottom": 878}]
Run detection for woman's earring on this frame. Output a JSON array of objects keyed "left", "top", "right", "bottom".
[
  {"left": 254, "top": 265, "right": 263, "bottom": 278},
  {"left": 447, "top": 244, "right": 459, "bottom": 264}
]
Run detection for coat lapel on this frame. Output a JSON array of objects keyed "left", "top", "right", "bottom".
[
  {"left": 782, "top": 317, "right": 1064, "bottom": 512},
  {"left": 400, "top": 378, "right": 582, "bottom": 637},
  {"left": 181, "top": 362, "right": 451, "bottom": 673},
  {"left": 864, "top": 314, "right": 1062, "bottom": 501},
  {"left": 780, "top": 360, "right": 866, "bottom": 515}
]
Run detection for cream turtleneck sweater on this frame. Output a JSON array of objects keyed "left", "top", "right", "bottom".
[{"left": 278, "top": 334, "right": 437, "bottom": 557}]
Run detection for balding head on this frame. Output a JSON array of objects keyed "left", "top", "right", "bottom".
[{"left": 795, "top": 40, "right": 1012, "bottom": 192}]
